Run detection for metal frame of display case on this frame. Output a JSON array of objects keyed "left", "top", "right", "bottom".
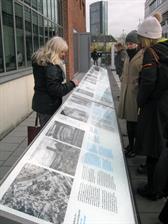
[{"left": 0, "top": 66, "right": 139, "bottom": 224}]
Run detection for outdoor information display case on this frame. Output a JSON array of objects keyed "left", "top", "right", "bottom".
[{"left": 0, "top": 66, "right": 139, "bottom": 224}]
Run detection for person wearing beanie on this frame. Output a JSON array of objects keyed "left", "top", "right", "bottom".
[
  {"left": 118, "top": 30, "right": 144, "bottom": 158},
  {"left": 135, "top": 12, "right": 168, "bottom": 206}
]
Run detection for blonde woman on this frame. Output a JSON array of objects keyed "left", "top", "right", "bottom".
[{"left": 32, "top": 36, "right": 79, "bottom": 127}]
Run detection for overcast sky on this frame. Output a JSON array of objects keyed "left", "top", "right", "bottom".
[{"left": 86, "top": 0, "right": 146, "bottom": 38}]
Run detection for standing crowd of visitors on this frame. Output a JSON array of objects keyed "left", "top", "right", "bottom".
[
  {"left": 30, "top": 11, "right": 168, "bottom": 224},
  {"left": 116, "top": 12, "right": 168, "bottom": 224}
]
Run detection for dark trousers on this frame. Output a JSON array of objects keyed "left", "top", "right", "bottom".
[
  {"left": 126, "top": 121, "right": 137, "bottom": 151},
  {"left": 159, "top": 199, "right": 168, "bottom": 224},
  {"left": 38, "top": 113, "right": 52, "bottom": 128},
  {"left": 93, "top": 60, "right": 98, "bottom": 65},
  {"left": 146, "top": 156, "right": 158, "bottom": 189}
]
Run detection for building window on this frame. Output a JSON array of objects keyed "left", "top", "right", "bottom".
[
  {"left": 33, "top": 11, "right": 39, "bottom": 51},
  {"left": 25, "top": 7, "right": 32, "bottom": 66},
  {"left": 39, "top": 15, "right": 44, "bottom": 46},
  {"left": 44, "top": 19, "right": 48, "bottom": 42},
  {"left": 15, "top": 3, "right": 25, "bottom": 68},
  {"left": 24, "top": 0, "right": 31, "bottom": 6},
  {"left": 0, "top": 0, "right": 63, "bottom": 80},
  {"left": 2, "top": 0, "right": 16, "bottom": 72}
]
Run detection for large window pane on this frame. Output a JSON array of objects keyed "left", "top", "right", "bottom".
[
  {"left": 51, "top": 0, "right": 55, "bottom": 21},
  {"left": 39, "top": 15, "right": 44, "bottom": 46},
  {"left": 44, "top": 19, "right": 48, "bottom": 42},
  {"left": 24, "top": 0, "right": 31, "bottom": 6},
  {"left": 48, "top": 21, "right": 52, "bottom": 38},
  {"left": 48, "top": 0, "right": 51, "bottom": 19},
  {"left": 57, "top": 0, "right": 63, "bottom": 26},
  {"left": 32, "top": 0, "right": 37, "bottom": 10},
  {"left": 33, "top": 12, "right": 39, "bottom": 51},
  {"left": 43, "top": 0, "right": 47, "bottom": 17},
  {"left": 25, "top": 7, "right": 32, "bottom": 66},
  {"left": 55, "top": 0, "right": 58, "bottom": 24},
  {"left": 38, "top": 0, "right": 43, "bottom": 13},
  {"left": 15, "top": 3, "right": 25, "bottom": 68},
  {"left": 2, "top": 0, "right": 16, "bottom": 71}
]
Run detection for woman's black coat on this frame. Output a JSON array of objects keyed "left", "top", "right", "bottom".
[
  {"left": 135, "top": 40, "right": 168, "bottom": 158},
  {"left": 32, "top": 63, "right": 75, "bottom": 115}
]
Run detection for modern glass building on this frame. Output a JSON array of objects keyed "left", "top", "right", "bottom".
[
  {"left": 90, "top": 1, "right": 108, "bottom": 35},
  {"left": 145, "top": 0, "right": 168, "bottom": 37},
  {"left": 0, "top": 0, "right": 63, "bottom": 78}
]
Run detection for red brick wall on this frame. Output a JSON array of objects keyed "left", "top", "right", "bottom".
[{"left": 63, "top": 0, "right": 86, "bottom": 79}]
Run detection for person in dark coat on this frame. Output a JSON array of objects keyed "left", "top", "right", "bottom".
[
  {"left": 32, "top": 36, "right": 79, "bottom": 127},
  {"left": 135, "top": 12, "right": 168, "bottom": 200},
  {"left": 91, "top": 49, "right": 99, "bottom": 65},
  {"left": 114, "top": 42, "right": 126, "bottom": 77}
]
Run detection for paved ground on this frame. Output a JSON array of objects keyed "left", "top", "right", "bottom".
[{"left": 0, "top": 68, "right": 166, "bottom": 224}]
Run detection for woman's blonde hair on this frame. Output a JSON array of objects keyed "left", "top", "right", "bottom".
[
  {"left": 138, "top": 35, "right": 159, "bottom": 48},
  {"left": 32, "top": 36, "right": 68, "bottom": 66}
]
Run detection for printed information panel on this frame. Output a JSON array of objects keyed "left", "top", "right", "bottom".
[{"left": 0, "top": 66, "right": 138, "bottom": 224}]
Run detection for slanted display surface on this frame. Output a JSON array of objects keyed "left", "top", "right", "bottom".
[{"left": 0, "top": 66, "right": 138, "bottom": 224}]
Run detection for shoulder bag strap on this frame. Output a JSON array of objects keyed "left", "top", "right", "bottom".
[{"left": 148, "top": 47, "right": 160, "bottom": 64}]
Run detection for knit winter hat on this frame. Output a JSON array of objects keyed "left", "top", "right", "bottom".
[
  {"left": 137, "top": 12, "right": 162, "bottom": 39},
  {"left": 125, "top": 30, "right": 138, "bottom": 43}
]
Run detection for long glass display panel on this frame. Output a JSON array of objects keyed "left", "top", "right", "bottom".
[{"left": 0, "top": 66, "right": 138, "bottom": 224}]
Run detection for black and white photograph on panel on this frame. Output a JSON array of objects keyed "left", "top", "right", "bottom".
[
  {"left": 69, "top": 94, "right": 92, "bottom": 107},
  {"left": 83, "top": 76, "right": 97, "bottom": 85},
  {"left": 76, "top": 88, "right": 94, "bottom": 98},
  {"left": 60, "top": 106, "right": 89, "bottom": 123},
  {"left": 30, "top": 137, "right": 80, "bottom": 176},
  {"left": 0, "top": 163, "right": 73, "bottom": 224},
  {"left": 46, "top": 121, "right": 85, "bottom": 148}
]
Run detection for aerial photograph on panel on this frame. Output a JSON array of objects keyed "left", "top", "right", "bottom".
[
  {"left": 61, "top": 106, "right": 89, "bottom": 123},
  {"left": 30, "top": 137, "right": 80, "bottom": 176},
  {"left": 46, "top": 121, "right": 85, "bottom": 148},
  {"left": 69, "top": 94, "right": 92, "bottom": 107},
  {"left": 0, "top": 163, "right": 73, "bottom": 224}
]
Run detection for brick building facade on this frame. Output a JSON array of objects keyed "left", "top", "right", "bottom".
[{"left": 63, "top": 0, "right": 86, "bottom": 79}]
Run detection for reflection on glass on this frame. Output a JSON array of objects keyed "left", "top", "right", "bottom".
[
  {"left": 39, "top": 15, "right": 44, "bottom": 47},
  {"left": 38, "top": 0, "right": 43, "bottom": 13},
  {"left": 51, "top": 0, "right": 55, "bottom": 21},
  {"left": 32, "top": 0, "right": 38, "bottom": 10},
  {"left": 48, "top": 0, "right": 51, "bottom": 19},
  {"left": 2, "top": 0, "right": 16, "bottom": 71},
  {"left": 43, "top": 0, "right": 47, "bottom": 17},
  {"left": 25, "top": 7, "right": 32, "bottom": 66},
  {"left": 57, "top": 0, "right": 63, "bottom": 26},
  {"left": 24, "top": 0, "right": 31, "bottom": 6},
  {"left": 33, "top": 12, "right": 39, "bottom": 51},
  {"left": 15, "top": 3, "right": 25, "bottom": 68},
  {"left": 48, "top": 21, "right": 52, "bottom": 38},
  {"left": 44, "top": 19, "right": 48, "bottom": 43}
]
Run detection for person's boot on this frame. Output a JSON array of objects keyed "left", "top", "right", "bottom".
[
  {"left": 159, "top": 200, "right": 168, "bottom": 224},
  {"left": 137, "top": 184, "right": 163, "bottom": 201}
]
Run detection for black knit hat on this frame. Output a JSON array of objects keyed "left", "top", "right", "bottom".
[{"left": 125, "top": 30, "right": 138, "bottom": 43}]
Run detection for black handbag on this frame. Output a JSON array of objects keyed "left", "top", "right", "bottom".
[{"left": 27, "top": 113, "right": 41, "bottom": 145}]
